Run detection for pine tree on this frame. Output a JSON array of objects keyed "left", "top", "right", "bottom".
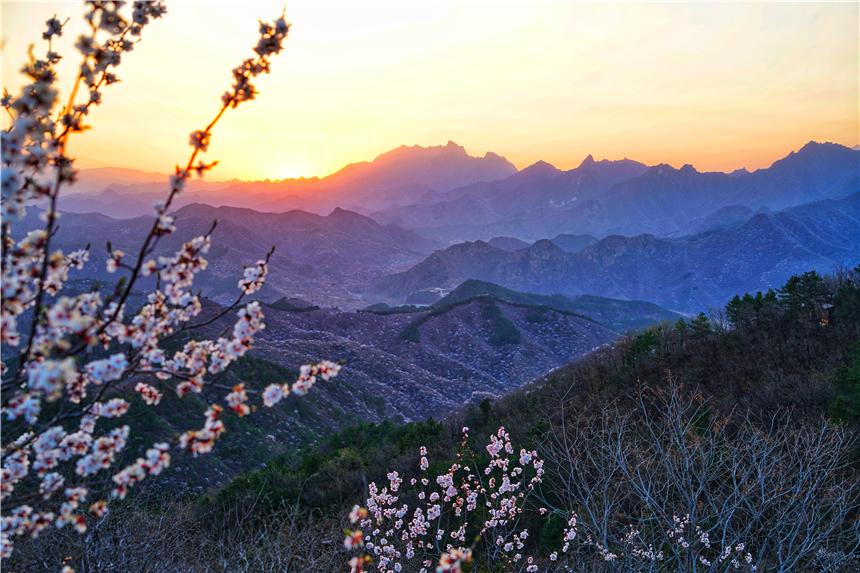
[{"left": 689, "top": 312, "right": 712, "bottom": 339}]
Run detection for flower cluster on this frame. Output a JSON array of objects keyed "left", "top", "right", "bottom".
[
  {"left": 111, "top": 443, "right": 171, "bottom": 499},
  {"left": 343, "top": 427, "right": 759, "bottom": 572},
  {"left": 547, "top": 510, "right": 756, "bottom": 571},
  {"left": 239, "top": 258, "right": 269, "bottom": 294},
  {"left": 665, "top": 514, "right": 756, "bottom": 570},
  {"left": 222, "top": 16, "right": 289, "bottom": 108},
  {"left": 178, "top": 405, "right": 225, "bottom": 457},
  {"left": 262, "top": 360, "right": 342, "bottom": 406},
  {"left": 345, "top": 427, "right": 545, "bottom": 573}
]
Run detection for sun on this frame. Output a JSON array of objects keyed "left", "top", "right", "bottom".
[{"left": 274, "top": 164, "right": 312, "bottom": 180}]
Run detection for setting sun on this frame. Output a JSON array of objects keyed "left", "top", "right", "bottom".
[
  {"left": 274, "top": 164, "right": 313, "bottom": 180},
  {"left": 2, "top": 1, "right": 857, "bottom": 180}
]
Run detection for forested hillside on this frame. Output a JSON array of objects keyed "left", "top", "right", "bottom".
[{"left": 15, "top": 269, "right": 859, "bottom": 571}]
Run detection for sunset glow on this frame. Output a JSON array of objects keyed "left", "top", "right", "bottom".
[
  {"left": 2, "top": 3, "right": 859, "bottom": 567},
  {"left": 3, "top": 0, "right": 858, "bottom": 180}
]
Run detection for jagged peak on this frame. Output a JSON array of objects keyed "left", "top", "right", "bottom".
[
  {"left": 799, "top": 140, "right": 827, "bottom": 152},
  {"left": 579, "top": 154, "right": 595, "bottom": 168},
  {"left": 327, "top": 206, "right": 369, "bottom": 220},
  {"left": 648, "top": 163, "right": 678, "bottom": 175},
  {"left": 796, "top": 140, "right": 859, "bottom": 155},
  {"left": 762, "top": 140, "right": 858, "bottom": 172}
]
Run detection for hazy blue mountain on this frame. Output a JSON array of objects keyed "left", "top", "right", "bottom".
[
  {"left": 22, "top": 203, "right": 440, "bottom": 309},
  {"left": 370, "top": 142, "right": 859, "bottom": 241},
  {"left": 674, "top": 204, "right": 760, "bottom": 236},
  {"left": 549, "top": 233, "right": 598, "bottom": 252},
  {"left": 738, "top": 141, "right": 860, "bottom": 208},
  {"left": 371, "top": 155, "right": 649, "bottom": 241},
  {"left": 487, "top": 236, "right": 531, "bottom": 251},
  {"left": 375, "top": 193, "right": 860, "bottom": 312}
]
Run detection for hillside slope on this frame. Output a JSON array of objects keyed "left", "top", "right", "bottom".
[
  {"left": 434, "top": 279, "right": 683, "bottom": 332},
  {"left": 115, "top": 295, "right": 616, "bottom": 493}
]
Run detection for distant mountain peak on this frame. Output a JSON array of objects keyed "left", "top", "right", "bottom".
[
  {"left": 795, "top": 140, "right": 860, "bottom": 156},
  {"left": 521, "top": 160, "right": 560, "bottom": 176},
  {"left": 764, "top": 140, "right": 858, "bottom": 173},
  {"left": 327, "top": 206, "right": 370, "bottom": 222},
  {"left": 528, "top": 238, "right": 565, "bottom": 255},
  {"left": 579, "top": 154, "right": 595, "bottom": 168},
  {"left": 649, "top": 163, "right": 678, "bottom": 175},
  {"left": 680, "top": 164, "right": 698, "bottom": 174},
  {"left": 488, "top": 236, "right": 531, "bottom": 251},
  {"left": 799, "top": 140, "right": 828, "bottom": 152}
]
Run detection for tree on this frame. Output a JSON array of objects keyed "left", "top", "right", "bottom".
[
  {"left": 0, "top": 2, "right": 338, "bottom": 562},
  {"left": 541, "top": 384, "right": 860, "bottom": 572},
  {"left": 779, "top": 271, "right": 830, "bottom": 323},
  {"left": 689, "top": 312, "right": 712, "bottom": 339},
  {"left": 831, "top": 342, "right": 860, "bottom": 425}
]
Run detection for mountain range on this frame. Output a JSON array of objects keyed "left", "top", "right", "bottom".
[
  {"left": 58, "top": 141, "right": 517, "bottom": 218},
  {"left": 40, "top": 139, "right": 859, "bottom": 314},
  {"left": 370, "top": 141, "right": 860, "bottom": 241},
  {"left": 59, "top": 141, "right": 858, "bottom": 246},
  {"left": 20, "top": 203, "right": 438, "bottom": 308},
  {"left": 375, "top": 192, "right": 860, "bottom": 312},
  {"left": 14, "top": 138, "right": 859, "bottom": 491}
]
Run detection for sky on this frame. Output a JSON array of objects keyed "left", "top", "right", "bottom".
[{"left": 2, "top": 0, "right": 858, "bottom": 181}]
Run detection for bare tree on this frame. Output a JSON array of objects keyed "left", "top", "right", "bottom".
[{"left": 541, "top": 383, "right": 860, "bottom": 572}]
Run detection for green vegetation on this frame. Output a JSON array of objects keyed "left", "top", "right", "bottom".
[
  {"left": 205, "top": 420, "right": 450, "bottom": 520},
  {"left": 435, "top": 279, "right": 682, "bottom": 332},
  {"left": 397, "top": 295, "right": 523, "bottom": 345},
  {"left": 399, "top": 321, "right": 422, "bottom": 343},
  {"left": 361, "top": 302, "right": 425, "bottom": 314},
  {"left": 225, "top": 353, "right": 298, "bottom": 385},
  {"left": 480, "top": 300, "right": 521, "bottom": 346},
  {"left": 267, "top": 297, "right": 320, "bottom": 312},
  {"left": 525, "top": 305, "right": 552, "bottom": 323},
  {"left": 831, "top": 342, "right": 860, "bottom": 425}
]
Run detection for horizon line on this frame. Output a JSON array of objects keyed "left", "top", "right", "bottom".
[{"left": 76, "top": 138, "right": 860, "bottom": 185}]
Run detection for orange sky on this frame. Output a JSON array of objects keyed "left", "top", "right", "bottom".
[{"left": 3, "top": 1, "right": 858, "bottom": 180}]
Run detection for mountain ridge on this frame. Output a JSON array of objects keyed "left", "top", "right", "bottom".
[
  {"left": 58, "top": 141, "right": 518, "bottom": 218},
  {"left": 370, "top": 141, "right": 859, "bottom": 241},
  {"left": 375, "top": 192, "right": 860, "bottom": 312}
]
